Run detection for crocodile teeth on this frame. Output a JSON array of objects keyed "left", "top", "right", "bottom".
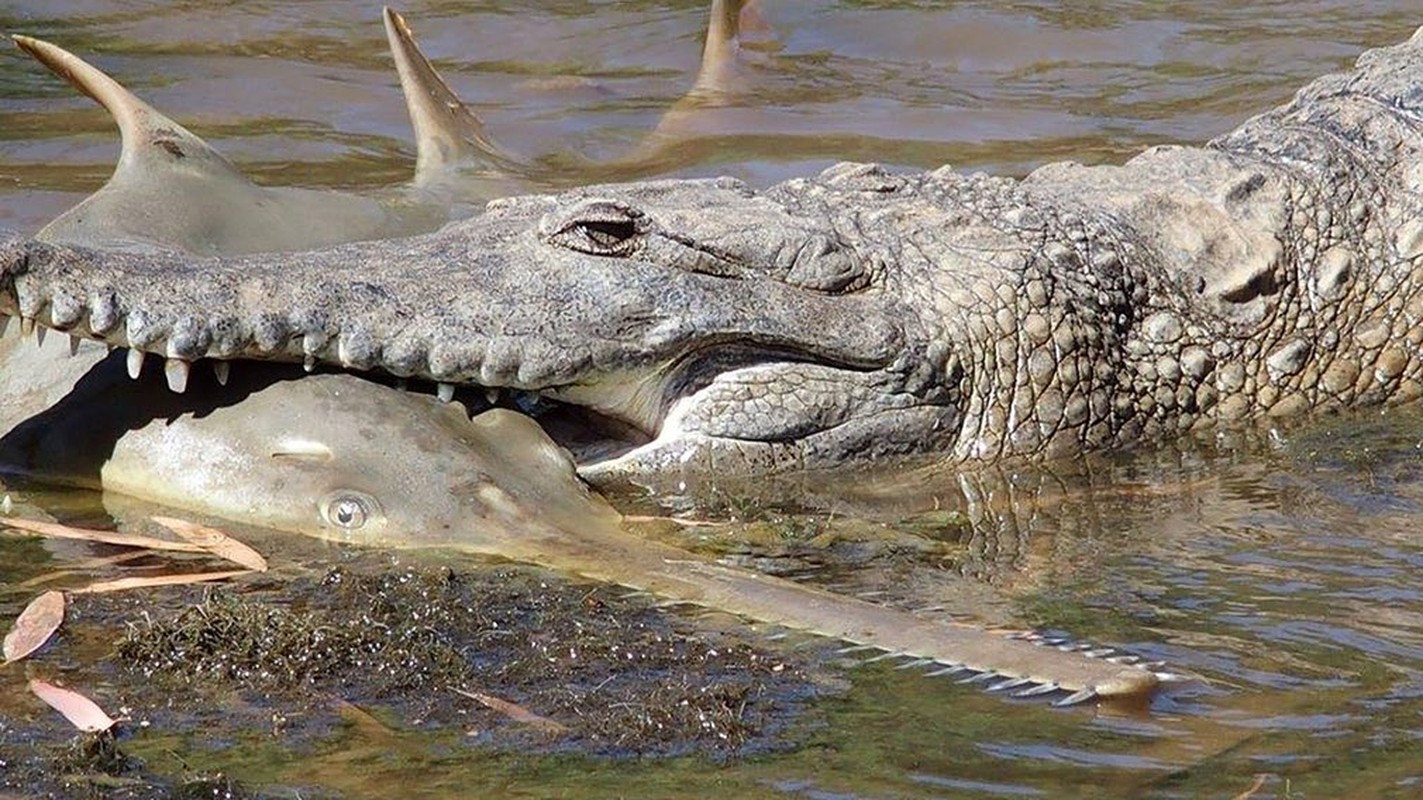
[
  {"left": 126, "top": 349, "right": 145, "bottom": 379},
  {"left": 894, "top": 658, "right": 936, "bottom": 671},
  {"left": 1053, "top": 688, "right": 1099, "bottom": 707},
  {"left": 164, "top": 358, "right": 190, "bottom": 393},
  {"left": 303, "top": 355, "right": 316, "bottom": 373},
  {"left": 484, "top": 387, "right": 500, "bottom": 405},
  {"left": 212, "top": 361, "right": 230, "bottom": 386},
  {"left": 0, "top": 317, "right": 9, "bottom": 337},
  {"left": 19, "top": 317, "right": 34, "bottom": 337},
  {"left": 437, "top": 382, "right": 455, "bottom": 403},
  {"left": 1013, "top": 682, "right": 1061, "bottom": 698},
  {"left": 923, "top": 664, "right": 970, "bottom": 678},
  {"left": 68, "top": 335, "right": 81, "bottom": 356},
  {"left": 34, "top": 326, "right": 46, "bottom": 347}
]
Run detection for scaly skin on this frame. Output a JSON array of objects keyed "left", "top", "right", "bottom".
[{"left": 3, "top": 28, "right": 1421, "bottom": 486}]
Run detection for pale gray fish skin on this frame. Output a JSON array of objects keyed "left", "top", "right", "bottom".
[
  {"left": 0, "top": 327, "right": 1163, "bottom": 705},
  {"left": 13, "top": 1, "right": 761, "bottom": 257}
]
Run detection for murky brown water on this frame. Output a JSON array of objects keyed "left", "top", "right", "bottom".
[{"left": 3, "top": 1, "right": 1423, "bottom": 797}]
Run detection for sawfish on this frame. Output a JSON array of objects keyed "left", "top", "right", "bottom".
[
  {"left": 0, "top": 3, "right": 1169, "bottom": 705},
  {"left": 0, "top": 328, "right": 1167, "bottom": 706},
  {"left": 15, "top": 2, "right": 762, "bottom": 255}
]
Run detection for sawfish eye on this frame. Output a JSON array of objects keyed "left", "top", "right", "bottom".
[{"left": 321, "top": 492, "right": 378, "bottom": 531}]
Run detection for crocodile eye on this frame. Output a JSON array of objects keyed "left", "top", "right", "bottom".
[
  {"left": 541, "top": 199, "right": 646, "bottom": 256},
  {"left": 578, "top": 219, "right": 638, "bottom": 250},
  {"left": 321, "top": 492, "right": 378, "bottom": 531}
]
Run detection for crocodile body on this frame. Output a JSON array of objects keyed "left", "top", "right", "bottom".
[{"left": 4, "top": 27, "right": 1422, "bottom": 486}]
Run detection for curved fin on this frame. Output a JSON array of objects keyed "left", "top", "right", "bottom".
[
  {"left": 691, "top": 0, "right": 757, "bottom": 98},
  {"left": 645, "top": 0, "right": 766, "bottom": 146},
  {"left": 12, "top": 35, "right": 248, "bottom": 185},
  {"left": 382, "top": 6, "right": 517, "bottom": 186}
]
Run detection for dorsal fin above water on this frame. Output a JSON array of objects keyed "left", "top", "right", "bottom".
[
  {"left": 692, "top": 0, "right": 760, "bottom": 98},
  {"left": 11, "top": 35, "right": 251, "bottom": 187},
  {"left": 382, "top": 6, "right": 516, "bottom": 186},
  {"left": 645, "top": 0, "right": 768, "bottom": 146}
]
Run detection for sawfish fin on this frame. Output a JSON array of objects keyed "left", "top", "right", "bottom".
[
  {"left": 11, "top": 34, "right": 246, "bottom": 181},
  {"left": 12, "top": 34, "right": 266, "bottom": 251},
  {"left": 383, "top": 6, "right": 518, "bottom": 187},
  {"left": 691, "top": 0, "right": 768, "bottom": 99},
  {"left": 643, "top": 0, "right": 772, "bottom": 150}
]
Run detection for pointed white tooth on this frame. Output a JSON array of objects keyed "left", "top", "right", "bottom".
[
  {"left": 34, "top": 326, "right": 46, "bottom": 347},
  {"left": 164, "top": 358, "right": 190, "bottom": 393},
  {"left": 19, "top": 317, "right": 34, "bottom": 337},
  {"left": 126, "top": 349, "right": 145, "bottom": 379},
  {"left": 437, "top": 382, "right": 455, "bottom": 403},
  {"left": 1053, "top": 688, "right": 1099, "bottom": 707},
  {"left": 986, "top": 676, "right": 1034, "bottom": 693},
  {"left": 0, "top": 316, "right": 9, "bottom": 338},
  {"left": 836, "top": 644, "right": 878, "bottom": 655},
  {"left": 484, "top": 387, "right": 499, "bottom": 405},
  {"left": 68, "top": 335, "right": 82, "bottom": 356},
  {"left": 212, "top": 361, "right": 230, "bottom": 386},
  {"left": 303, "top": 355, "right": 316, "bottom": 373}
]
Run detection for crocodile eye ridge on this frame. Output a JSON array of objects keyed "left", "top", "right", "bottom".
[{"left": 540, "top": 198, "right": 646, "bottom": 256}]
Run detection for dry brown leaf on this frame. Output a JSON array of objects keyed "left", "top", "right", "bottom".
[
  {"left": 17, "top": 551, "right": 154, "bottom": 589},
  {"left": 329, "top": 697, "right": 398, "bottom": 740},
  {"left": 0, "top": 515, "right": 203, "bottom": 552},
  {"left": 3, "top": 590, "right": 65, "bottom": 664},
  {"left": 453, "top": 687, "right": 567, "bottom": 733},
  {"left": 28, "top": 678, "right": 116, "bottom": 732},
  {"left": 69, "top": 570, "right": 253, "bottom": 594},
  {"left": 1232, "top": 774, "right": 1271, "bottom": 800},
  {"left": 150, "top": 516, "right": 268, "bottom": 572}
]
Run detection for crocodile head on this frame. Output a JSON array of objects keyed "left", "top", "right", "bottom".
[{"left": 0, "top": 172, "right": 964, "bottom": 487}]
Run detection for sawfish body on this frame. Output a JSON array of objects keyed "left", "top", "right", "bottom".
[
  {"left": 14, "top": 10, "right": 511, "bottom": 256},
  {"left": 0, "top": 1, "right": 1165, "bottom": 705},
  {"left": 0, "top": 329, "right": 1162, "bottom": 704},
  {"left": 15, "top": 1, "right": 761, "bottom": 256}
]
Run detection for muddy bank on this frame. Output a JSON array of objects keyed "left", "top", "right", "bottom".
[{"left": 2, "top": 553, "right": 838, "bottom": 798}]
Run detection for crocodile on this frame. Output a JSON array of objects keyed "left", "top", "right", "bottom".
[
  {"left": 0, "top": 5, "right": 1168, "bottom": 707},
  {"left": 3, "top": 25, "right": 1421, "bottom": 488}
]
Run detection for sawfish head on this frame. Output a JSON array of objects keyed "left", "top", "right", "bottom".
[{"left": 0, "top": 333, "right": 616, "bottom": 552}]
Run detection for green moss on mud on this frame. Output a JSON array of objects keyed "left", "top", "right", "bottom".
[{"left": 114, "top": 564, "right": 822, "bottom": 756}]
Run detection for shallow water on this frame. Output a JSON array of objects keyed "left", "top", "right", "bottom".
[{"left": 3, "top": 1, "right": 1423, "bottom": 797}]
